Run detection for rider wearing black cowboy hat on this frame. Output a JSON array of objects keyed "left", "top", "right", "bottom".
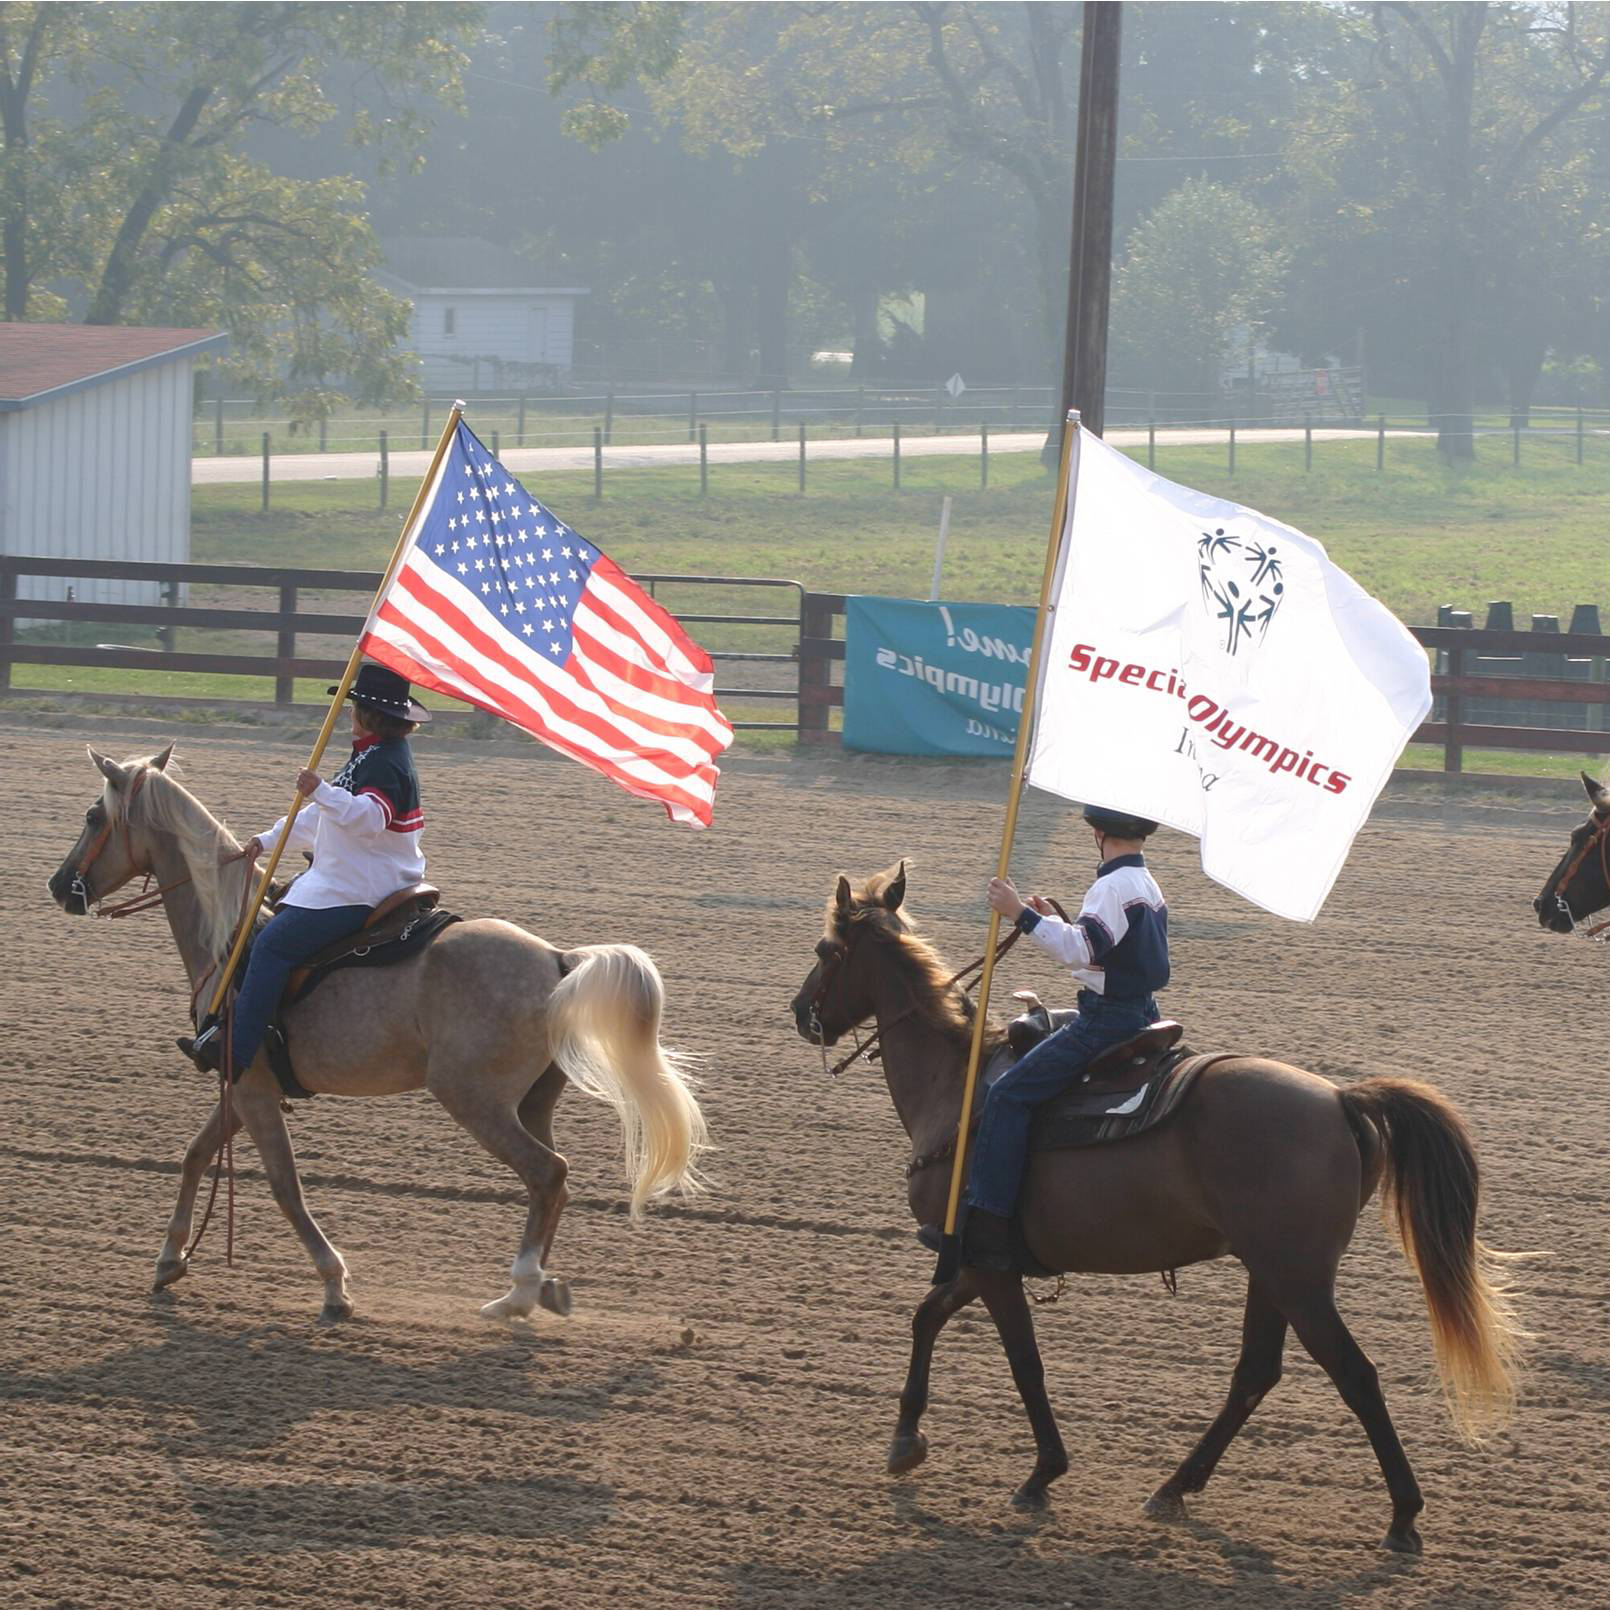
[
  {"left": 180, "top": 664, "right": 431, "bottom": 1073},
  {"left": 933, "top": 803, "right": 1170, "bottom": 1271}
]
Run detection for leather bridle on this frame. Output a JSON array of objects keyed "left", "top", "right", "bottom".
[
  {"left": 805, "top": 903, "right": 1063, "bottom": 1078},
  {"left": 1543, "top": 811, "right": 1610, "bottom": 941},
  {"left": 70, "top": 766, "right": 253, "bottom": 921},
  {"left": 69, "top": 767, "right": 151, "bottom": 914}
]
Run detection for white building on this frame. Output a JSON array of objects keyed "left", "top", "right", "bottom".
[
  {"left": 0, "top": 323, "right": 226, "bottom": 604},
  {"left": 379, "top": 237, "right": 587, "bottom": 393}
]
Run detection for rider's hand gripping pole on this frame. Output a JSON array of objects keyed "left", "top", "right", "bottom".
[{"left": 933, "top": 411, "right": 1082, "bottom": 1285}]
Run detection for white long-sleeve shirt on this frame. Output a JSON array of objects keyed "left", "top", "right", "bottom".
[
  {"left": 257, "top": 737, "right": 426, "bottom": 910},
  {"left": 1016, "top": 853, "right": 1169, "bottom": 1000}
]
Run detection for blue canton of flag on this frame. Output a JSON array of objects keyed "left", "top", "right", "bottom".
[{"left": 424, "top": 431, "right": 591, "bottom": 660}]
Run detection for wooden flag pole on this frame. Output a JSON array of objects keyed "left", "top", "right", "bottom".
[
  {"left": 933, "top": 409, "right": 1082, "bottom": 1285},
  {"left": 203, "top": 402, "right": 465, "bottom": 1022}
]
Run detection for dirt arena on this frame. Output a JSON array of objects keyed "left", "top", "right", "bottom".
[{"left": 4, "top": 715, "right": 1607, "bottom": 1609}]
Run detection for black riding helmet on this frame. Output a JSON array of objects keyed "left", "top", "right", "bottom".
[{"left": 1082, "top": 803, "right": 1159, "bottom": 839}]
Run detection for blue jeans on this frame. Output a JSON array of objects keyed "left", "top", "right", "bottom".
[
  {"left": 227, "top": 903, "right": 372, "bottom": 1069},
  {"left": 964, "top": 990, "right": 1160, "bottom": 1218}
]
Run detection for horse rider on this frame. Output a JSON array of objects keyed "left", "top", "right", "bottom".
[
  {"left": 179, "top": 663, "right": 430, "bottom": 1074},
  {"left": 929, "top": 803, "right": 1170, "bottom": 1271}
]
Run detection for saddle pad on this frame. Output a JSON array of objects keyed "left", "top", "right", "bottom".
[
  {"left": 287, "top": 906, "right": 461, "bottom": 1007},
  {"left": 1028, "top": 1049, "right": 1222, "bottom": 1153}
]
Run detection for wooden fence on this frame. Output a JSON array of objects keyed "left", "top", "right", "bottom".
[
  {"left": 0, "top": 556, "right": 836, "bottom": 735},
  {"left": 3, "top": 559, "right": 1604, "bottom": 769}
]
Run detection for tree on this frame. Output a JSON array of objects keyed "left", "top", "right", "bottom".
[
  {"left": 0, "top": 2, "right": 478, "bottom": 418},
  {"left": 1280, "top": 3, "right": 1610, "bottom": 458},
  {"left": 1109, "top": 178, "right": 1285, "bottom": 401}
]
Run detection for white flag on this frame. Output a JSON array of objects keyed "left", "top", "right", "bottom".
[{"left": 1025, "top": 428, "right": 1431, "bottom": 922}]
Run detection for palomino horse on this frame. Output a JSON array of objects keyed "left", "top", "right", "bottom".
[
  {"left": 790, "top": 863, "right": 1523, "bottom": 1553},
  {"left": 47, "top": 746, "right": 706, "bottom": 1322},
  {"left": 1534, "top": 771, "right": 1610, "bottom": 938}
]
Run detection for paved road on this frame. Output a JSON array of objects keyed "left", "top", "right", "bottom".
[{"left": 193, "top": 424, "right": 1432, "bottom": 487}]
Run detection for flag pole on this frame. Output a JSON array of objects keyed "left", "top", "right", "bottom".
[
  {"left": 933, "top": 408, "right": 1082, "bottom": 1285},
  {"left": 203, "top": 402, "right": 466, "bottom": 1022}
]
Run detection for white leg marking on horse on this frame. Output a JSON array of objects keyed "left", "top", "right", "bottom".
[{"left": 481, "top": 1247, "right": 545, "bottom": 1320}]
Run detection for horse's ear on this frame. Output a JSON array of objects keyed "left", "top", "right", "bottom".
[
  {"left": 151, "top": 742, "right": 175, "bottom": 772},
  {"left": 1582, "top": 771, "right": 1609, "bottom": 815},
  {"left": 835, "top": 875, "right": 853, "bottom": 915},
  {"left": 87, "top": 747, "right": 129, "bottom": 790},
  {"left": 883, "top": 860, "right": 907, "bottom": 911}
]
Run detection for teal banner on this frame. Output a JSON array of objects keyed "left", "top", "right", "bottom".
[{"left": 842, "top": 596, "right": 1034, "bottom": 756}]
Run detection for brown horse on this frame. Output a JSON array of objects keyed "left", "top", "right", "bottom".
[
  {"left": 789, "top": 863, "right": 1523, "bottom": 1554},
  {"left": 1534, "top": 771, "right": 1610, "bottom": 937},
  {"left": 47, "top": 746, "right": 707, "bottom": 1322}
]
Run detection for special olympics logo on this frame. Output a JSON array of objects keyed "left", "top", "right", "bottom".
[{"left": 1197, "top": 527, "right": 1284, "bottom": 656}]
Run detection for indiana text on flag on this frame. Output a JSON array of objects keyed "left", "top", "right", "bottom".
[
  {"left": 359, "top": 420, "right": 733, "bottom": 827},
  {"left": 1025, "top": 427, "right": 1431, "bottom": 922}
]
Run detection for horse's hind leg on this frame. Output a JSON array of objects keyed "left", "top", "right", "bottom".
[
  {"left": 1145, "top": 1278, "right": 1287, "bottom": 1521},
  {"left": 888, "top": 1272, "right": 979, "bottom": 1476},
  {"left": 234, "top": 1076, "right": 353, "bottom": 1321},
  {"left": 432, "top": 1073, "right": 569, "bottom": 1321},
  {"left": 974, "top": 1270, "right": 1070, "bottom": 1511},
  {"left": 154, "top": 1095, "right": 244, "bottom": 1291},
  {"left": 518, "top": 1068, "right": 568, "bottom": 1269},
  {"left": 1283, "top": 1288, "right": 1424, "bottom": 1554}
]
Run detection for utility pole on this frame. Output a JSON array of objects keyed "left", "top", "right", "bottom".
[{"left": 1048, "top": 2, "right": 1122, "bottom": 463}]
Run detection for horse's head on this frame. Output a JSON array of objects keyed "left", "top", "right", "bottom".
[
  {"left": 1533, "top": 771, "right": 1610, "bottom": 935},
  {"left": 789, "top": 861, "right": 909, "bottom": 1046},
  {"left": 47, "top": 744, "right": 174, "bottom": 915}
]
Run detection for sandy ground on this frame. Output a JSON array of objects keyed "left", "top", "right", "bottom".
[{"left": 3, "top": 718, "right": 1607, "bottom": 1609}]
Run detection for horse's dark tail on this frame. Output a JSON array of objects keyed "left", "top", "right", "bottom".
[{"left": 1341, "top": 1077, "right": 1525, "bottom": 1443}]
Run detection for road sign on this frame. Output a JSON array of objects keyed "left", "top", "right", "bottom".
[{"left": 944, "top": 373, "right": 966, "bottom": 400}]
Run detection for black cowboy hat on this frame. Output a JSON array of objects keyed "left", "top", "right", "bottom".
[
  {"left": 330, "top": 663, "right": 431, "bottom": 723},
  {"left": 1082, "top": 803, "right": 1158, "bottom": 839}
]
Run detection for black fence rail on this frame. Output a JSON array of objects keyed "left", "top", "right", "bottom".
[{"left": 0, "top": 556, "right": 812, "bottom": 733}]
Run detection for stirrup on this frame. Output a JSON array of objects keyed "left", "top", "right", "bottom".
[{"left": 178, "top": 1020, "right": 224, "bottom": 1073}]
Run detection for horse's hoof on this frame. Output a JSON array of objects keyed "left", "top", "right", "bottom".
[
  {"left": 1381, "top": 1525, "right": 1423, "bottom": 1556},
  {"left": 538, "top": 1276, "right": 572, "bottom": 1317},
  {"left": 1144, "top": 1486, "right": 1189, "bottom": 1523},
  {"left": 152, "top": 1255, "right": 189, "bottom": 1292},
  {"left": 1011, "top": 1483, "right": 1050, "bottom": 1512},
  {"left": 480, "top": 1288, "right": 537, "bottom": 1321},
  {"left": 887, "top": 1432, "right": 928, "bottom": 1475},
  {"left": 319, "top": 1295, "right": 355, "bottom": 1324}
]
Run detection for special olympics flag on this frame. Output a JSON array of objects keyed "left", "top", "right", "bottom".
[
  {"left": 1025, "top": 428, "right": 1430, "bottom": 921},
  {"left": 359, "top": 420, "right": 733, "bottom": 827}
]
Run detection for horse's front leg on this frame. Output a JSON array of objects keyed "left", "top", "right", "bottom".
[
  {"left": 889, "top": 1272, "right": 979, "bottom": 1475},
  {"left": 154, "top": 1094, "right": 244, "bottom": 1291},
  {"left": 234, "top": 1071, "right": 353, "bottom": 1321},
  {"left": 974, "top": 1269, "right": 1069, "bottom": 1510}
]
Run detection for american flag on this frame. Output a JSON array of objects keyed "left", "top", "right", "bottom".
[{"left": 359, "top": 420, "right": 733, "bottom": 826}]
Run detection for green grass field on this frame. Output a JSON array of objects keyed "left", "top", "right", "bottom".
[{"left": 12, "top": 433, "right": 1608, "bottom": 776}]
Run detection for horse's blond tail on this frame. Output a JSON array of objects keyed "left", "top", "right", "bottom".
[
  {"left": 1342, "top": 1077, "right": 1528, "bottom": 1442},
  {"left": 548, "top": 943, "right": 707, "bottom": 1217}
]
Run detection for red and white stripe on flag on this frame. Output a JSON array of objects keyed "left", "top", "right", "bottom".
[{"left": 358, "top": 428, "right": 733, "bottom": 826}]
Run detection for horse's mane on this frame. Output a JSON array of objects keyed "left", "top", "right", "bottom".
[
  {"left": 104, "top": 753, "right": 245, "bottom": 962},
  {"left": 826, "top": 865, "right": 1004, "bottom": 1051}
]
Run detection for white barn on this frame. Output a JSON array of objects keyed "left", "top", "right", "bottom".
[
  {"left": 0, "top": 323, "right": 226, "bottom": 605},
  {"left": 380, "top": 236, "right": 587, "bottom": 393}
]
